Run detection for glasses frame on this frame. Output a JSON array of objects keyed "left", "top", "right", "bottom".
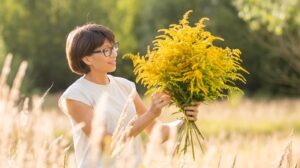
[{"left": 91, "top": 42, "right": 119, "bottom": 57}]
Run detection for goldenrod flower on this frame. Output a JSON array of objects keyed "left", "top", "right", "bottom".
[{"left": 124, "top": 10, "right": 248, "bottom": 159}]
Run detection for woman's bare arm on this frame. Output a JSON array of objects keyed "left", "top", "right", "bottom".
[
  {"left": 64, "top": 99, "right": 94, "bottom": 136},
  {"left": 133, "top": 92, "right": 171, "bottom": 141}
]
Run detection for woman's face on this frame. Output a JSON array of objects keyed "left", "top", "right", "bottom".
[{"left": 84, "top": 39, "right": 118, "bottom": 73}]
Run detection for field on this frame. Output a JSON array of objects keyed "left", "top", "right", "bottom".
[
  {"left": 1, "top": 56, "right": 300, "bottom": 167},
  {"left": 1, "top": 93, "right": 300, "bottom": 167}
]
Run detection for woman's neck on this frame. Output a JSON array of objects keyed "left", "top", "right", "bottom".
[{"left": 84, "top": 71, "right": 110, "bottom": 85}]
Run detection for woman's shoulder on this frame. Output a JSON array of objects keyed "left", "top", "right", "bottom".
[
  {"left": 62, "top": 77, "right": 86, "bottom": 95},
  {"left": 109, "top": 75, "right": 136, "bottom": 92},
  {"left": 58, "top": 77, "right": 92, "bottom": 110}
]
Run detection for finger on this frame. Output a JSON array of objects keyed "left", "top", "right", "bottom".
[
  {"left": 161, "top": 97, "right": 171, "bottom": 104},
  {"left": 161, "top": 92, "right": 171, "bottom": 97},
  {"left": 151, "top": 91, "right": 158, "bottom": 97},
  {"left": 159, "top": 95, "right": 171, "bottom": 102},
  {"left": 184, "top": 106, "right": 198, "bottom": 111},
  {"left": 153, "top": 91, "right": 170, "bottom": 100},
  {"left": 187, "top": 116, "right": 197, "bottom": 121},
  {"left": 161, "top": 90, "right": 170, "bottom": 94},
  {"left": 189, "top": 102, "right": 201, "bottom": 107},
  {"left": 155, "top": 98, "right": 164, "bottom": 105},
  {"left": 185, "top": 111, "right": 197, "bottom": 116},
  {"left": 185, "top": 113, "right": 197, "bottom": 119},
  {"left": 152, "top": 93, "right": 163, "bottom": 102},
  {"left": 159, "top": 94, "right": 171, "bottom": 99},
  {"left": 188, "top": 104, "right": 199, "bottom": 108},
  {"left": 191, "top": 102, "right": 201, "bottom": 106},
  {"left": 158, "top": 99, "right": 171, "bottom": 107},
  {"left": 156, "top": 96, "right": 170, "bottom": 103},
  {"left": 151, "top": 91, "right": 163, "bottom": 98}
]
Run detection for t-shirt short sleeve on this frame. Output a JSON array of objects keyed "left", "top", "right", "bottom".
[
  {"left": 58, "top": 86, "right": 92, "bottom": 114},
  {"left": 113, "top": 76, "right": 137, "bottom": 95},
  {"left": 128, "top": 80, "right": 136, "bottom": 93}
]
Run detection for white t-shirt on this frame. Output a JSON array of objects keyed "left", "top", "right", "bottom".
[{"left": 58, "top": 75, "right": 141, "bottom": 168}]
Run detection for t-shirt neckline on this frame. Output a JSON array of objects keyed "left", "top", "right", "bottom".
[{"left": 81, "top": 74, "right": 113, "bottom": 87}]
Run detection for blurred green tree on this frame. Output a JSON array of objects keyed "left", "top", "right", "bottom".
[
  {"left": 0, "top": 0, "right": 141, "bottom": 94},
  {"left": 0, "top": 0, "right": 103, "bottom": 93},
  {"left": 233, "top": 0, "right": 300, "bottom": 94},
  {"left": 0, "top": 0, "right": 298, "bottom": 96}
]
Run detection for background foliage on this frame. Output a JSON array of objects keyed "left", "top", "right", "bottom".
[{"left": 0, "top": 0, "right": 299, "bottom": 96}]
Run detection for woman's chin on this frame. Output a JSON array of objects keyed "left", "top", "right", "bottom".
[{"left": 108, "top": 67, "right": 116, "bottom": 72}]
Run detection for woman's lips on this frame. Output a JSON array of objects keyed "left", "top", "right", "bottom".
[{"left": 108, "top": 61, "right": 116, "bottom": 65}]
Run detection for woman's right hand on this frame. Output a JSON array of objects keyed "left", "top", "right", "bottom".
[{"left": 148, "top": 91, "right": 171, "bottom": 117}]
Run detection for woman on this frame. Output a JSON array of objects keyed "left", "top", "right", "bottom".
[{"left": 58, "top": 23, "right": 200, "bottom": 168}]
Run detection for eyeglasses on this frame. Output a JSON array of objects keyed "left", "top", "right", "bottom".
[{"left": 92, "top": 42, "right": 119, "bottom": 57}]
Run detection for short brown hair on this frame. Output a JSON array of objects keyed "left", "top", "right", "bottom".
[{"left": 65, "top": 23, "right": 115, "bottom": 75}]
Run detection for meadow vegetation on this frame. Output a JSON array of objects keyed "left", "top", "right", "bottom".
[{"left": 1, "top": 54, "right": 299, "bottom": 167}]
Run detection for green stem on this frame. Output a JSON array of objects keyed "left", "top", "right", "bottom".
[
  {"left": 183, "top": 121, "right": 189, "bottom": 154},
  {"left": 191, "top": 122, "right": 204, "bottom": 140},
  {"left": 191, "top": 123, "right": 206, "bottom": 153},
  {"left": 175, "top": 122, "right": 186, "bottom": 154},
  {"left": 189, "top": 122, "right": 195, "bottom": 160}
]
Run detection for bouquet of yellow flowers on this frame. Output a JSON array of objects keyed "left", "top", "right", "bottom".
[{"left": 124, "top": 10, "right": 248, "bottom": 158}]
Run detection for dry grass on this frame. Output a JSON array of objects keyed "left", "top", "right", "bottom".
[{"left": 1, "top": 54, "right": 300, "bottom": 167}]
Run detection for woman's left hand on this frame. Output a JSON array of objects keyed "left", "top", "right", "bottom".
[{"left": 183, "top": 102, "right": 201, "bottom": 121}]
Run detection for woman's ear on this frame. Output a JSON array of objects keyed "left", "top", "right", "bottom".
[{"left": 82, "top": 56, "right": 92, "bottom": 65}]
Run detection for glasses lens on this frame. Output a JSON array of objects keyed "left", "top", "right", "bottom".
[
  {"left": 103, "top": 48, "right": 112, "bottom": 57},
  {"left": 114, "top": 42, "right": 119, "bottom": 50}
]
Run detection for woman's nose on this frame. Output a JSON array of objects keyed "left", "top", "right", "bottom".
[{"left": 111, "top": 49, "right": 118, "bottom": 58}]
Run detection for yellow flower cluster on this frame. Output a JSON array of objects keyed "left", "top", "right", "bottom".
[
  {"left": 124, "top": 10, "right": 248, "bottom": 159},
  {"left": 125, "top": 10, "right": 248, "bottom": 107}
]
